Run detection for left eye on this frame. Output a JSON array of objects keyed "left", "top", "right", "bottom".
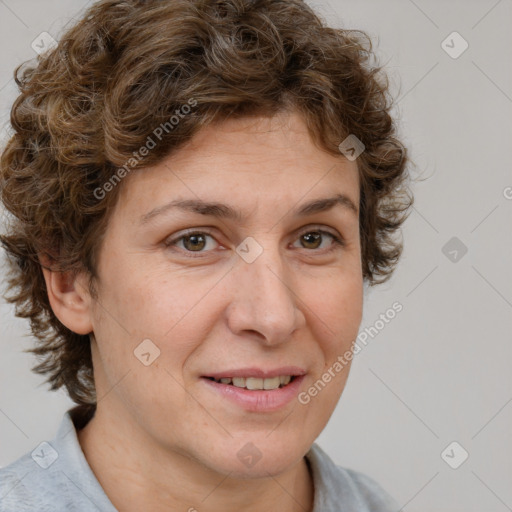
[
  {"left": 292, "top": 230, "right": 343, "bottom": 251},
  {"left": 164, "top": 229, "right": 344, "bottom": 256}
]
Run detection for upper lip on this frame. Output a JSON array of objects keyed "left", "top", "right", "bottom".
[{"left": 203, "top": 367, "right": 307, "bottom": 379}]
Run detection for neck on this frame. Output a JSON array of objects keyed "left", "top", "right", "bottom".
[{"left": 77, "top": 404, "right": 315, "bottom": 512}]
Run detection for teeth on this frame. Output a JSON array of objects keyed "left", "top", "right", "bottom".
[
  {"left": 212, "top": 375, "right": 294, "bottom": 390},
  {"left": 232, "top": 377, "right": 246, "bottom": 388},
  {"left": 263, "top": 376, "right": 281, "bottom": 390},
  {"left": 246, "top": 377, "right": 264, "bottom": 390}
]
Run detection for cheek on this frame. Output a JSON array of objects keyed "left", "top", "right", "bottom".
[
  {"left": 307, "top": 267, "right": 363, "bottom": 349},
  {"left": 93, "top": 261, "right": 223, "bottom": 373},
  {"left": 89, "top": 264, "right": 212, "bottom": 428},
  {"left": 308, "top": 276, "right": 362, "bottom": 379}
]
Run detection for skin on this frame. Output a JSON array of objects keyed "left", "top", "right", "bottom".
[{"left": 42, "top": 111, "right": 363, "bottom": 512}]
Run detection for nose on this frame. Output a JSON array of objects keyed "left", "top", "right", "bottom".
[{"left": 225, "top": 243, "right": 306, "bottom": 345}]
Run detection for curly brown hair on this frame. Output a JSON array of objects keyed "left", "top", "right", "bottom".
[{"left": 0, "top": 0, "right": 412, "bottom": 406}]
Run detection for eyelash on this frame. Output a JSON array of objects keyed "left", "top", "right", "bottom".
[{"left": 163, "top": 227, "right": 345, "bottom": 258}]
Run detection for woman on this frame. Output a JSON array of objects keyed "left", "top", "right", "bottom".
[{"left": 0, "top": 0, "right": 411, "bottom": 510}]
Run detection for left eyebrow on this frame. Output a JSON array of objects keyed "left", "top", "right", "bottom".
[{"left": 139, "top": 193, "right": 359, "bottom": 226}]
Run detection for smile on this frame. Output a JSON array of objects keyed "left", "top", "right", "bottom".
[
  {"left": 205, "top": 375, "right": 294, "bottom": 390},
  {"left": 201, "top": 369, "right": 306, "bottom": 412}
]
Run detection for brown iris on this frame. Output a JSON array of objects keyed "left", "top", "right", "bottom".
[
  {"left": 183, "top": 234, "right": 207, "bottom": 251},
  {"left": 300, "top": 232, "right": 322, "bottom": 249}
]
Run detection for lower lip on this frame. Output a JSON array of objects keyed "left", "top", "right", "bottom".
[{"left": 201, "top": 376, "right": 305, "bottom": 413}]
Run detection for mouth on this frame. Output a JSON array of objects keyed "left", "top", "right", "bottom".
[
  {"left": 200, "top": 367, "right": 306, "bottom": 412},
  {"left": 203, "top": 375, "right": 296, "bottom": 390}
]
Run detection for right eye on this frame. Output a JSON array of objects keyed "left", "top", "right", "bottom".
[{"left": 164, "top": 230, "right": 221, "bottom": 257}]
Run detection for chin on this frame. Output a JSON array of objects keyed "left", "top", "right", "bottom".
[{"left": 200, "top": 432, "right": 312, "bottom": 479}]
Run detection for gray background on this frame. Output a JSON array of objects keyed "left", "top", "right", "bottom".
[{"left": 1, "top": 1, "right": 511, "bottom": 510}]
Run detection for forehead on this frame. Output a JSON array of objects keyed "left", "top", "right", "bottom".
[{"left": 115, "top": 111, "right": 359, "bottom": 221}]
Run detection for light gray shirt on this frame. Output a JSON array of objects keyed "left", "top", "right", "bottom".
[{"left": 0, "top": 406, "right": 399, "bottom": 511}]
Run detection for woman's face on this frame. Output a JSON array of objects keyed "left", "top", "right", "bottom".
[{"left": 87, "top": 111, "right": 363, "bottom": 477}]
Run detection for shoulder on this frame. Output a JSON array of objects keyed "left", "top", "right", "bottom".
[
  {"left": 0, "top": 406, "right": 115, "bottom": 512},
  {"left": 306, "top": 443, "right": 399, "bottom": 512},
  {"left": 0, "top": 444, "right": 67, "bottom": 512}
]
